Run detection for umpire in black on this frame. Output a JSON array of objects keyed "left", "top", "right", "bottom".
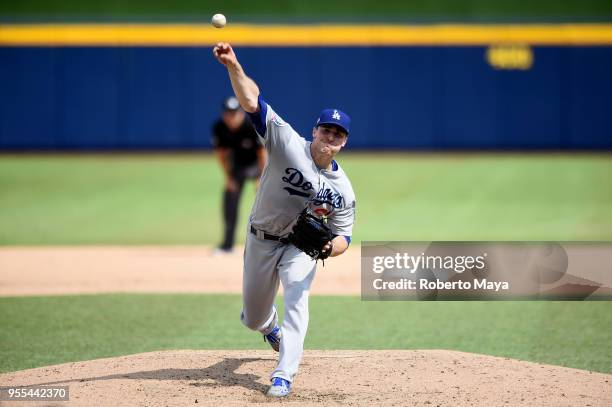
[{"left": 212, "top": 96, "right": 267, "bottom": 254}]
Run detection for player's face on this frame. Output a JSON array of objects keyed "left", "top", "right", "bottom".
[
  {"left": 312, "top": 125, "right": 347, "bottom": 156},
  {"left": 222, "top": 109, "right": 246, "bottom": 131}
]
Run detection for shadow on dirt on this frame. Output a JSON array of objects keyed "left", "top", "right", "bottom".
[{"left": 31, "top": 357, "right": 269, "bottom": 393}]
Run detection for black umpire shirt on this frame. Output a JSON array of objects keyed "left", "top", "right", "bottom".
[{"left": 211, "top": 118, "right": 263, "bottom": 169}]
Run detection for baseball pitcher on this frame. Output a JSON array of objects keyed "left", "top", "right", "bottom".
[{"left": 213, "top": 42, "right": 356, "bottom": 397}]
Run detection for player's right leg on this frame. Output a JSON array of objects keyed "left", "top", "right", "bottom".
[
  {"left": 270, "top": 245, "right": 317, "bottom": 383},
  {"left": 240, "top": 231, "right": 284, "bottom": 334}
]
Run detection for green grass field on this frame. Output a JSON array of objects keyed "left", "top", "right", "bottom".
[
  {"left": 1, "top": 153, "right": 611, "bottom": 245},
  {"left": 1, "top": 295, "right": 610, "bottom": 374},
  {"left": 2, "top": 0, "right": 611, "bottom": 21},
  {"left": 1, "top": 153, "right": 611, "bottom": 375}
]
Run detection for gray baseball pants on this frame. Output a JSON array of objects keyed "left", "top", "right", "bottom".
[{"left": 240, "top": 229, "right": 317, "bottom": 382}]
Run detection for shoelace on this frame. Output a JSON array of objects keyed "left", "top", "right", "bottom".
[
  {"left": 264, "top": 328, "right": 280, "bottom": 345},
  {"left": 272, "top": 377, "right": 290, "bottom": 389}
]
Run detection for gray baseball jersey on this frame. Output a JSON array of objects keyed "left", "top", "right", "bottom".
[
  {"left": 240, "top": 95, "right": 356, "bottom": 383},
  {"left": 248, "top": 96, "right": 356, "bottom": 239}
]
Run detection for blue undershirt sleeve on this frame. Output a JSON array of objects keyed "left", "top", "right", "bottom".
[
  {"left": 332, "top": 235, "right": 351, "bottom": 246},
  {"left": 247, "top": 94, "right": 268, "bottom": 137}
]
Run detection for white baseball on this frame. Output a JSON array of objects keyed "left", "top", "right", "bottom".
[{"left": 211, "top": 13, "right": 226, "bottom": 28}]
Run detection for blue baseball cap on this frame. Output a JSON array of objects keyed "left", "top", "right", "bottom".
[{"left": 315, "top": 109, "right": 351, "bottom": 135}]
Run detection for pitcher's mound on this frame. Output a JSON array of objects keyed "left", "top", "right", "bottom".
[{"left": 1, "top": 350, "right": 610, "bottom": 406}]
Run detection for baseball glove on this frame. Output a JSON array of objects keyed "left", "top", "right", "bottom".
[{"left": 287, "top": 208, "right": 333, "bottom": 260}]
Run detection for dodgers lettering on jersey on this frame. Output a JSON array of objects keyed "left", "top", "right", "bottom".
[{"left": 248, "top": 96, "right": 356, "bottom": 239}]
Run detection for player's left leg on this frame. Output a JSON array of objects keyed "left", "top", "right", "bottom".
[{"left": 270, "top": 245, "right": 317, "bottom": 382}]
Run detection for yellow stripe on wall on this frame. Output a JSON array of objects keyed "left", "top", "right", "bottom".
[{"left": 1, "top": 23, "right": 612, "bottom": 46}]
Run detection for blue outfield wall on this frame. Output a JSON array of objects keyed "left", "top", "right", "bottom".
[{"left": 0, "top": 46, "right": 611, "bottom": 150}]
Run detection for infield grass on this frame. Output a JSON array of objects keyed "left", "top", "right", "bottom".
[
  {"left": 0, "top": 294, "right": 610, "bottom": 374},
  {"left": 1, "top": 153, "right": 611, "bottom": 245}
]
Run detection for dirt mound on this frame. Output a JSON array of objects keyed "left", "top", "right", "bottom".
[{"left": 1, "top": 350, "right": 610, "bottom": 406}]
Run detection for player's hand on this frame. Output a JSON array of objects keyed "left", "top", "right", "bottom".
[
  {"left": 225, "top": 178, "right": 238, "bottom": 192},
  {"left": 213, "top": 42, "right": 238, "bottom": 67}
]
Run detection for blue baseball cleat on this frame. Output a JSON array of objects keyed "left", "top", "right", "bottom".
[
  {"left": 267, "top": 377, "right": 291, "bottom": 397},
  {"left": 263, "top": 326, "right": 281, "bottom": 352}
]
